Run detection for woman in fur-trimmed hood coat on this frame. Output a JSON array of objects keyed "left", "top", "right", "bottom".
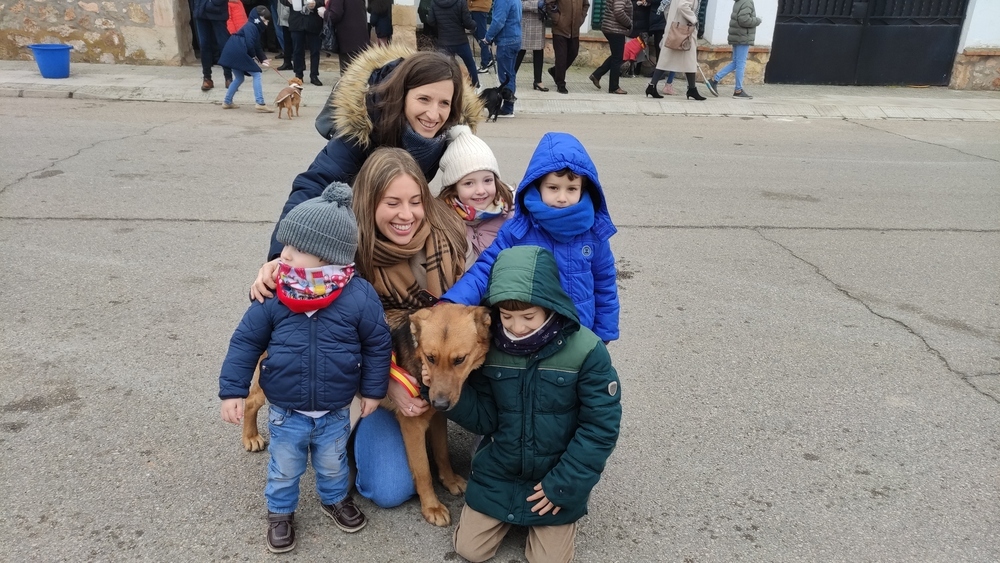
[{"left": 266, "top": 43, "right": 484, "bottom": 260}]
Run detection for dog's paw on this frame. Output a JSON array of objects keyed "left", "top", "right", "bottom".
[
  {"left": 242, "top": 434, "right": 267, "bottom": 452},
  {"left": 441, "top": 474, "right": 467, "bottom": 496},
  {"left": 421, "top": 503, "right": 451, "bottom": 527}
]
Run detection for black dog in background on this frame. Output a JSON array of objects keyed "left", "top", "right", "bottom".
[{"left": 478, "top": 76, "right": 516, "bottom": 122}]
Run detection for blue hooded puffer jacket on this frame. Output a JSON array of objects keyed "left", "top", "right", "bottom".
[
  {"left": 219, "top": 15, "right": 268, "bottom": 75},
  {"left": 219, "top": 277, "right": 392, "bottom": 411},
  {"left": 442, "top": 132, "right": 620, "bottom": 341}
]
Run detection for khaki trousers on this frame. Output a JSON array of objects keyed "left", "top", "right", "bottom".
[{"left": 453, "top": 504, "right": 577, "bottom": 563}]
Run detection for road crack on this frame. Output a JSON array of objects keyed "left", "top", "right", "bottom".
[
  {"left": 851, "top": 121, "right": 1000, "bottom": 164},
  {"left": 755, "top": 228, "right": 999, "bottom": 404},
  {"left": 0, "top": 119, "right": 186, "bottom": 197}
]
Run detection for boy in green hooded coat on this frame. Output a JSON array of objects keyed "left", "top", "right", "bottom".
[{"left": 445, "top": 245, "right": 622, "bottom": 563}]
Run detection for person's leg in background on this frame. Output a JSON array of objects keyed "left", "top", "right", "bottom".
[
  {"left": 195, "top": 18, "right": 215, "bottom": 88},
  {"left": 306, "top": 30, "right": 322, "bottom": 85},
  {"left": 532, "top": 49, "right": 544, "bottom": 86},
  {"left": 279, "top": 26, "right": 294, "bottom": 69},
  {"left": 209, "top": 19, "right": 233, "bottom": 85},
  {"left": 663, "top": 70, "right": 676, "bottom": 95},
  {"left": 732, "top": 43, "right": 749, "bottom": 94},
  {"left": 494, "top": 43, "right": 518, "bottom": 115},
  {"left": 606, "top": 32, "right": 626, "bottom": 93},
  {"left": 271, "top": 0, "right": 285, "bottom": 55},
  {"left": 291, "top": 29, "right": 306, "bottom": 79},
  {"left": 449, "top": 43, "right": 480, "bottom": 88},
  {"left": 471, "top": 11, "right": 493, "bottom": 70},
  {"left": 550, "top": 34, "right": 568, "bottom": 92}
]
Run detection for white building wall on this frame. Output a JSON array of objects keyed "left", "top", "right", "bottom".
[{"left": 959, "top": 0, "right": 1000, "bottom": 51}]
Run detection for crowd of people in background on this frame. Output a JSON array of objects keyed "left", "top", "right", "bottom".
[{"left": 192, "top": 0, "right": 760, "bottom": 114}]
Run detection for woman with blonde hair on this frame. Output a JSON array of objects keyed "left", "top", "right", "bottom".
[{"left": 346, "top": 147, "right": 468, "bottom": 507}]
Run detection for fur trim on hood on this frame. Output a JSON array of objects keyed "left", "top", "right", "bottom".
[{"left": 328, "top": 43, "right": 485, "bottom": 149}]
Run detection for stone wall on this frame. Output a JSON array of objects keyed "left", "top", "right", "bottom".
[
  {"left": 0, "top": 0, "right": 191, "bottom": 64},
  {"left": 949, "top": 49, "right": 1000, "bottom": 90}
]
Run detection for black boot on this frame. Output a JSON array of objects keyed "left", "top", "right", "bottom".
[
  {"left": 685, "top": 72, "right": 705, "bottom": 100},
  {"left": 645, "top": 84, "right": 663, "bottom": 99}
]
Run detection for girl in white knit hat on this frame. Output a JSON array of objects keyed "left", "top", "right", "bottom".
[{"left": 435, "top": 125, "right": 515, "bottom": 268}]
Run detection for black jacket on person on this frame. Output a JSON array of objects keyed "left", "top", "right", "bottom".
[
  {"left": 630, "top": 0, "right": 650, "bottom": 36},
  {"left": 282, "top": 0, "right": 323, "bottom": 33},
  {"left": 427, "top": 0, "right": 476, "bottom": 46}
]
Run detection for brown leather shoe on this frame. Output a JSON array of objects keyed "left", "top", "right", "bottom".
[
  {"left": 321, "top": 496, "right": 367, "bottom": 532},
  {"left": 201, "top": 78, "right": 213, "bottom": 91},
  {"left": 225, "top": 78, "right": 232, "bottom": 88},
  {"left": 266, "top": 512, "right": 295, "bottom": 553}
]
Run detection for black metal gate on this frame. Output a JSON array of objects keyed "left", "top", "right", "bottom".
[{"left": 765, "top": 0, "right": 971, "bottom": 86}]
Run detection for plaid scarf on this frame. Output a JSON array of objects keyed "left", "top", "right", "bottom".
[
  {"left": 369, "top": 221, "right": 463, "bottom": 309},
  {"left": 449, "top": 197, "right": 509, "bottom": 224},
  {"left": 276, "top": 263, "right": 355, "bottom": 313}
]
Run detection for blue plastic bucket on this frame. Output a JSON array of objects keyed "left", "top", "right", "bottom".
[{"left": 28, "top": 44, "right": 73, "bottom": 79}]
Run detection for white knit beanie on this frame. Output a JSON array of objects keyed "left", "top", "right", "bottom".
[{"left": 437, "top": 125, "right": 501, "bottom": 192}]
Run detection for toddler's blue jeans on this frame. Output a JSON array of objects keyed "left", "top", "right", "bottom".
[{"left": 265, "top": 405, "right": 351, "bottom": 514}]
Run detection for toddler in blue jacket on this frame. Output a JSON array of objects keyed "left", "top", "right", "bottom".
[
  {"left": 219, "top": 183, "right": 392, "bottom": 553},
  {"left": 442, "top": 132, "right": 620, "bottom": 342}
]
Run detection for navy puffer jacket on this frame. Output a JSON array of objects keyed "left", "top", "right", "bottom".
[
  {"left": 219, "top": 277, "right": 392, "bottom": 410},
  {"left": 218, "top": 15, "right": 268, "bottom": 74}
]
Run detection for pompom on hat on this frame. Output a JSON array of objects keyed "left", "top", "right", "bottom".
[
  {"left": 436, "top": 125, "right": 501, "bottom": 193},
  {"left": 277, "top": 182, "right": 358, "bottom": 265}
]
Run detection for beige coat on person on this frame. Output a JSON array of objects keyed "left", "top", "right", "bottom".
[{"left": 656, "top": 0, "right": 700, "bottom": 73}]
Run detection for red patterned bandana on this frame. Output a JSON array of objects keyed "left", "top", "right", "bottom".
[{"left": 276, "top": 263, "right": 355, "bottom": 313}]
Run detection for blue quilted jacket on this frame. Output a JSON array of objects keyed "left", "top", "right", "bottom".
[
  {"left": 219, "top": 277, "right": 392, "bottom": 410},
  {"left": 442, "top": 132, "right": 620, "bottom": 341}
]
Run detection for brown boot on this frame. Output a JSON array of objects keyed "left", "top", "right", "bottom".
[
  {"left": 201, "top": 78, "right": 213, "bottom": 91},
  {"left": 266, "top": 512, "right": 295, "bottom": 553},
  {"left": 321, "top": 496, "right": 367, "bottom": 532}
]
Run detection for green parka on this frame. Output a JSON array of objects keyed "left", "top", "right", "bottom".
[
  {"left": 445, "top": 246, "right": 622, "bottom": 526},
  {"left": 727, "top": 0, "right": 761, "bottom": 45}
]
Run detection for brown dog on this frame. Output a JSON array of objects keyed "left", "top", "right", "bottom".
[
  {"left": 274, "top": 77, "right": 303, "bottom": 119},
  {"left": 239, "top": 303, "right": 492, "bottom": 527}
]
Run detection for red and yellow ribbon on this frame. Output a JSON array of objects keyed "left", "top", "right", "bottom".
[{"left": 389, "top": 352, "right": 420, "bottom": 398}]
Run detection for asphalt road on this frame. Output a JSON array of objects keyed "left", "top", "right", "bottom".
[{"left": 1, "top": 99, "right": 998, "bottom": 562}]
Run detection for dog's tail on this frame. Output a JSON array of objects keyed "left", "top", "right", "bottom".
[{"left": 498, "top": 74, "right": 510, "bottom": 90}]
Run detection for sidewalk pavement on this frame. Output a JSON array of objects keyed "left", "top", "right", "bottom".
[{"left": 2, "top": 58, "right": 999, "bottom": 121}]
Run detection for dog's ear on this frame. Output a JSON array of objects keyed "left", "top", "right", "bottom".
[
  {"left": 410, "top": 308, "right": 432, "bottom": 347},
  {"left": 473, "top": 306, "right": 492, "bottom": 338}
]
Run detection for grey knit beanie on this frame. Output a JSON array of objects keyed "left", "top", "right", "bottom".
[
  {"left": 277, "top": 182, "right": 358, "bottom": 265},
  {"left": 436, "top": 125, "right": 501, "bottom": 194}
]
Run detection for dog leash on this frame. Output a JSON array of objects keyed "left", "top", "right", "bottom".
[{"left": 255, "top": 57, "right": 287, "bottom": 81}]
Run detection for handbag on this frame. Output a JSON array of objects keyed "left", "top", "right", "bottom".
[
  {"left": 320, "top": 5, "right": 338, "bottom": 54},
  {"left": 664, "top": 19, "right": 694, "bottom": 50}
]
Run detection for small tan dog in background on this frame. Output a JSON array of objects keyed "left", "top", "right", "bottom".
[{"left": 274, "top": 77, "right": 303, "bottom": 119}]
